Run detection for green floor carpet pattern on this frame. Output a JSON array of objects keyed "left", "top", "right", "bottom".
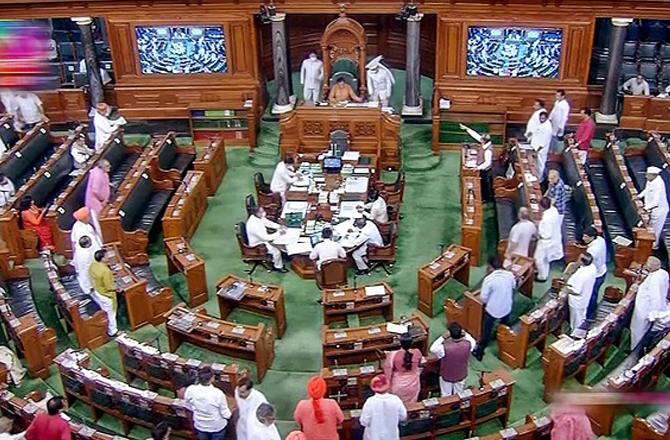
[{"left": 13, "top": 123, "right": 656, "bottom": 439}]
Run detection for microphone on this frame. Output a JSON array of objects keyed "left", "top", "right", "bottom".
[
  {"left": 439, "top": 243, "right": 445, "bottom": 256},
  {"left": 249, "top": 273, "right": 254, "bottom": 284},
  {"left": 353, "top": 274, "right": 358, "bottom": 292}
]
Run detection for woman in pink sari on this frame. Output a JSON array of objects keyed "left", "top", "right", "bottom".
[
  {"left": 550, "top": 404, "right": 595, "bottom": 440},
  {"left": 383, "top": 332, "right": 422, "bottom": 404}
]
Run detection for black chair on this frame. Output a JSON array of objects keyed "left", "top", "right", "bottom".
[
  {"left": 660, "top": 44, "right": 670, "bottom": 63},
  {"left": 235, "top": 222, "right": 272, "bottom": 275},
  {"left": 638, "top": 41, "right": 659, "bottom": 62},
  {"left": 620, "top": 62, "right": 639, "bottom": 83},
  {"left": 329, "top": 129, "right": 350, "bottom": 157},
  {"left": 119, "top": 174, "right": 172, "bottom": 234},
  {"left": 622, "top": 41, "right": 638, "bottom": 62},
  {"left": 245, "top": 194, "right": 258, "bottom": 218}
]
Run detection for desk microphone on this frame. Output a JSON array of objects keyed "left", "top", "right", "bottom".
[
  {"left": 152, "top": 334, "right": 161, "bottom": 352},
  {"left": 249, "top": 273, "right": 254, "bottom": 284},
  {"left": 473, "top": 368, "right": 492, "bottom": 390},
  {"left": 353, "top": 274, "right": 358, "bottom": 292}
]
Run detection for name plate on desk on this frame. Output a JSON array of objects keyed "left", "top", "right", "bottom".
[
  {"left": 422, "top": 397, "right": 439, "bottom": 407},
  {"left": 231, "top": 326, "right": 246, "bottom": 335},
  {"left": 332, "top": 368, "right": 348, "bottom": 377},
  {"left": 360, "top": 365, "right": 375, "bottom": 374},
  {"left": 334, "top": 332, "right": 348, "bottom": 339}
]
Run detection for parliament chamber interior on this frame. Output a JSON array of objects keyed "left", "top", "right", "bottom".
[{"left": 2, "top": 0, "right": 670, "bottom": 439}]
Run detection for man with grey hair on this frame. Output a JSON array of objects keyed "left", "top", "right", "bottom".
[
  {"left": 631, "top": 256, "right": 670, "bottom": 350},
  {"left": 505, "top": 207, "right": 537, "bottom": 259},
  {"left": 246, "top": 403, "right": 280, "bottom": 440}
]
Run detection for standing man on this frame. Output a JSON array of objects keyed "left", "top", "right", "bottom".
[
  {"left": 366, "top": 56, "right": 395, "bottom": 107},
  {"left": 246, "top": 206, "right": 288, "bottom": 273},
  {"left": 524, "top": 99, "right": 546, "bottom": 142},
  {"left": 14, "top": 91, "right": 47, "bottom": 131},
  {"left": 549, "top": 89, "right": 570, "bottom": 150},
  {"left": 235, "top": 377, "right": 267, "bottom": 440},
  {"left": 88, "top": 249, "right": 118, "bottom": 337},
  {"left": 361, "top": 189, "right": 388, "bottom": 224},
  {"left": 70, "top": 207, "right": 102, "bottom": 256},
  {"left": 300, "top": 51, "right": 323, "bottom": 104},
  {"left": 530, "top": 111, "right": 553, "bottom": 177},
  {"left": 309, "top": 227, "right": 345, "bottom": 270},
  {"left": 359, "top": 374, "right": 407, "bottom": 440},
  {"left": 630, "top": 256, "right": 670, "bottom": 350},
  {"left": 566, "top": 253, "right": 597, "bottom": 335},
  {"left": 429, "top": 322, "right": 473, "bottom": 396},
  {"left": 583, "top": 226, "right": 607, "bottom": 320},
  {"left": 0, "top": 174, "right": 15, "bottom": 208},
  {"left": 270, "top": 157, "right": 301, "bottom": 203},
  {"left": 85, "top": 159, "right": 111, "bottom": 221},
  {"left": 472, "top": 257, "right": 516, "bottom": 361},
  {"left": 73, "top": 236, "right": 99, "bottom": 295},
  {"left": 545, "top": 169, "right": 569, "bottom": 226},
  {"left": 534, "top": 197, "right": 564, "bottom": 282},
  {"left": 505, "top": 207, "right": 537, "bottom": 259},
  {"left": 460, "top": 124, "right": 494, "bottom": 202},
  {"left": 93, "top": 103, "right": 127, "bottom": 151},
  {"left": 574, "top": 108, "right": 596, "bottom": 164},
  {"left": 638, "top": 166, "right": 669, "bottom": 249},
  {"left": 25, "top": 396, "right": 71, "bottom": 440},
  {"left": 247, "top": 403, "right": 281, "bottom": 440},
  {"left": 184, "top": 370, "right": 232, "bottom": 440}
]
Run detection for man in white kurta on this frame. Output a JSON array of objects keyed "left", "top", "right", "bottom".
[
  {"left": 524, "top": 99, "right": 546, "bottom": 141},
  {"left": 93, "top": 103, "right": 127, "bottom": 151},
  {"left": 361, "top": 190, "right": 388, "bottom": 224},
  {"left": 300, "top": 52, "right": 323, "bottom": 104},
  {"left": 505, "top": 207, "right": 537, "bottom": 259},
  {"left": 72, "top": 236, "right": 100, "bottom": 294},
  {"left": 366, "top": 56, "right": 395, "bottom": 107},
  {"left": 309, "top": 227, "right": 345, "bottom": 270},
  {"left": 235, "top": 380, "right": 268, "bottom": 440},
  {"left": 530, "top": 111, "right": 553, "bottom": 177},
  {"left": 70, "top": 207, "right": 102, "bottom": 257},
  {"left": 631, "top": 257, "right": 670, "bottom": 350},
  {"left": 270, "top": 158, "right": 301, "bottom": 203},
  {"left": 566, "top": 253, "right": 598, "bottom": 334},
  {"left": 534, "top": 197, "right": 564, "bottom": 281},
  {"left": 360, "top": 374, "right": 407, "bottom": 440},
  {"left": 638, "top": 166, "right": 669, "bottom": 249},
  {"left": 351, "top": 217, "right": 384, "bottom": 273},
  {"left": 246, "top": 207, "right": 287, "bottom": 272},
  {"left": 0, "top": 174, "right": 15, "bottom": 208},
  {"left": 246, "top": 403, "right": 281, "bottom": 440},
  {"left": 549, "top": 90, "right": 570, "bottom": 138}
]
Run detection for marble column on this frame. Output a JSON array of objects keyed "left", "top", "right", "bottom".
[
  {"left": 402, "top": 13, "right": 423, "bottom": 116},
  {"left": 270, "top": 13, "right": 294, "bottom": 114},
  {"left": 596, "top": 18, "right": 633, "bottom": 124},
  {"left": 71, "top": 17, "right": 104, "bottom": 108}
]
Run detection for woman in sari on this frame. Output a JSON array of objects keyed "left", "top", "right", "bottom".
[
  {"left": 383, "top": 332, "right": 422, "bottom": 404},
  {"left": 19, "top": 196, "right": 54, "bottom": 251}
]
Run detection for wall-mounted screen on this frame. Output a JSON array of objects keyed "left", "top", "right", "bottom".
[
  {"left": 135, "top": 26, "right": 227, "bottom": 75},
  {"left": 466, "top": 27, "right": 562, "bottom": 78}
]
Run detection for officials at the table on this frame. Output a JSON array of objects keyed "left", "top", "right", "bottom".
[
  {"left": 631, "top": 256, "right": 670, "bottom": 350},
  {"left": 246, "top": 206, "right": 288, "bottom": 273},
  {"left": 534, "top": 197, "right": 564, "bottom": 282},
  {"left": 566, "top": 253, "right": 597, "bottom": 335},
  {"left": 637, "top": 166, "right": 669, "bottom": 249},
  {"left": 360, "top": 189, "right": 388, "bottom": 224},
  {"left": 235, "top": 377, "right": 268, "bottom": 440},
  {"left": 359, "top": 374, "right": 407, "bottom": 440},
  {"left": 270, "top": 157, "right": 301, "bottom": 203},
  {"left": 429, "top": 322, "right": 473, "bottom": 396},
  {"left": 583, "top": 226, "right": 607, "bottom": 320},
  {"left": 622, "top": 74, "right": 651, "bottom": 96},
  {"left": 505, "top": 207, "right": 537, "bottom": 259},
  {"left": 309, "top": 227, "right": 345, "bottom": 270}
]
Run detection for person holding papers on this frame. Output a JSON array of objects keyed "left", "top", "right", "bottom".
[
  {"left": 359, "top": 189, "right": 388, "bottom": 224},
  {"left": 309, "top": 228, "right": 345, "bottom": 270},
  {"left": 270, "top": 157, "right": 302, "bottom": 203},
  {"left": 637, "top": 166, "right": 669, "bottom": 249},
  {"left": 246, "top": 206, "right": 288, "bottom": 273},
  {"left": 460, "top": 123, "right": 494, "bottom": 202}
]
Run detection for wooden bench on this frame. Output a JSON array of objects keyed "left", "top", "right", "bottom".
[
  {"left": 148, "top": 132, "right": 196, "bottom": 183},
  {"left": 164, "top": 237, "right": 208, "bottom": 307},
  {"left": 632, "top": 412, "right": 670, "bottom": 440},
  {"left": 476, "top": 414, "right": 552, "bottom": 440},
  {"left": 417, "top": 244, "right": 470, "bottom": 317},
  {"left": 193, "top": 139, "right": 227, "bottom": 196},
  {"left": 162, "top": 171, "right": 208, "bottom": 240}
]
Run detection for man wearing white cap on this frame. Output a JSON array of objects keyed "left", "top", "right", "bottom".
[
  {"left": 638, "top": 166, "right": 669, "bottom": 249},
  {"left": 366, "top": 56, "right": 395, "bottom": 107}
]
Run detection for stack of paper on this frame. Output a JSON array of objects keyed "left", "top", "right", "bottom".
[
  {"left": 342, "top": 151, "right": 360, "bottom": 161},
  {"left": 344, "top": 176, "right": 369, "bottom": 193},
  {"left": 387, "top": 322, "right": 408, "bottom": 334},
  {"left": 365, "top": 285, "right": 386, "bottom": 297}
]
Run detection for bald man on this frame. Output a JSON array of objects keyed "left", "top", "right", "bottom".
[
  {"left": 505, "top": 207, "right": 537, "bottom": 259},
  {"left": 638, "top": 166, "right": 669, "bottom": 249},
  {"left": 631, "top": 256, "right": 670, "bottom": 350}
]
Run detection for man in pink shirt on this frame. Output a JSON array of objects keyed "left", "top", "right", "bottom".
[
  {"left": 25, "top": 396, "right": 71, "bottom": 440},
  {"left": 85, "top": 159, "right": 111, "bottom": 216},
  {"left": 574, "top": 108, "right": 596, "bottom": 164},
  {"left": 293, "top": 376, "right": 344, "bottom": 440}
]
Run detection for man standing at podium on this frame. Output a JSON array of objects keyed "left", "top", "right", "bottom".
[{"left": 300, "top": 51, "right": 323, "bottom": 104}]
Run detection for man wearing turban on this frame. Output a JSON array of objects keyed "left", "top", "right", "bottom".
[{"left": 293, "top": 376, "right": 344, "bottom": 440}]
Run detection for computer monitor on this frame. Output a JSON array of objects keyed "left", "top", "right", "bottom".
[
  {"left": 310, "top": 234, "right": 321, "bottom": 247},
  {"left": 323, "top": 156, "right": 342, "bottom": 173}
]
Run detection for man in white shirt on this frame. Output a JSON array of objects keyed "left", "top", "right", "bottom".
[
  {"left": 534, "top": 197, "right": 564, "bottom": 281},
  {"left": 71, "top": 207, "right": 102, "bottom": 257},
  {"left": 360, "top": 189, "right": 388, "bottom": 224},
  {"left": 245, "top": 206, "right": 288, "bottom": 272},
  {"left": 631, "top": 256, "right": 670, "bottom": 350},
  {"left": 234, "top": 377, "right": 268, "bottom": 440},
  {"left": 14, "top": 92, "right": 46, "bottom": 131},
  {"left": 638, "top": 166, "right": 669, "bottom": 249},
  {"left": 300, "top": 51, "right": 323, "bottom": 104},
  {"left": 460, "top": 123, "right": 494, "bottom": 202},
  {"left": 0, "top": 174, "right": 15, "bottom": 208},
  {"left": 350, "top": 217, "right": 384, "bottom": 275},
  {"left": 359, "top": 374, "right": 407, "bottom": 440},
  {"left": 246, "top": 403, "right": 281, "bottom": 440},
  {"left": 530, "top": 111, "right": 553, "bottom": 177},
  {"left": 70, "top": 134, "right": 95, "bottom": 169},
  {"left": 79, "top": 59, "right": 113, "bottom": 86},
  {"left": 0, "top": 91, "right": 19, "bottom": 131},
  {"left": 184, "top": 370, "right": 232, "bottom": 439},
  {"left": 270, "top": 157, "right": 301, "bottom": 203},
  {"left": 505, "top": 207, "right": 537, "bottom": 259},
  {"left": 309, "top": 227, "right": 345, "bottom": 270},
  {"left": 429, "top": 323, "right": 475, "bottom": 396},
  {"left": 524, "top": 99, "right": 546, "bottom": 142},
  {"left": 623, "top": 74, "right": 651, "bottom": 96},
  {"left": 0, "top": 416, "right": 23, "bottom": 440},
  {"left": 549, "top": 89, "right": 570, "bottom": 139},
  {"left": 566, "top": 253, "right": 597, "bottom": 335},
  {"left": 72, "top": 235, "right": 99, "bottom": 294},
  {"left": 93, "top": 103, "right": 127, "bottom": 152},
  {"left": 583, "top": 226, "right": 607, "bottom": 320},
  {"left": 472, "top": 256, "right": 516, "bottom": 361}
]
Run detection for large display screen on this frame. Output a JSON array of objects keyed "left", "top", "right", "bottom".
[
  {"left": 135, "top": 26, "right": 227, "bottom": 75},
  {"left": 466, "top": 27, "right": 562, "bottom": 79}
]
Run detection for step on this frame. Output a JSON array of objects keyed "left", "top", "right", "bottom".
[
  {"left": 402, "top": 154, "right": 441, "bottom": 172},
  {"left": 250, "top": 155, "right": 280, "bottom": 168},
  {"left": 403, "top": 149, "right": 435, "bottom": 161}
]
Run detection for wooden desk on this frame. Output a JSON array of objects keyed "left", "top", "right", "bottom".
[
  {"left": 165, "top": 305, "right": 275, "bottom": 382},
  {"left": 194, "top": 139, "right": 227, "bottom": 196},
  {"left": 321, "top": 282, "right": 393, "bottom": 326},
  {"left": 116, "top": 333, "right": 239, "bottom": 396},
  {"left": 632, "top": 413, "right": 670, "bottom": 440},
  {"left": 104, "top": 244, "right": 173, "bottom": 330},
  {"left": 461, "top": 145, "right": 483, "bottom": 266},
  {"left": 480, "top": 415, "right": 552, "bottom": 440},
  {"left": 417, "top": 244, "right": 470, "bottom": 317},
  {"left": 164, "top": 238, "right": 208, "bottom": 308},
  {"left": 444, "top": 254, "right": 534, "bottom": 340},
  {"left": 621, "top": 95, "right": 670, "bottom": 133},
  {"left": 322, "top": 314, "right": 429, "bottom": 367},
  {"left": 279, "top": 106, "right": 400, "bottom": 170},
  {"left": 162, "top": 171, "right": 208, "bottom": 240},
  {"left": 216, "top": 274, "right": 286, "bottom": 338}
]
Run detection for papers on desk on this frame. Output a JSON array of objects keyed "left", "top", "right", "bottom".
[
  {"left": 286, "top": 239, "right": 313, "bottom": 256},
  {"left": 344, "top": 176, "right": 369, "bottom": 193},
  {"left": 218, "top": 282, "right": 246, "bottom": 301},
  {"left": 524, "top": 172, "right": 538, "bottom": 183},
  {"left": 365, "top": 285, "right": 386, "bottom": 297},
  {"left": 273, "top": 228, "right": 301, "bottom": 246},
  {"left": 354, "top": 168, "right": 370, "bottom": 175},
  {"left": 387, "top": 322, "right": 408, "bottom": 334},
  {"left": 613, "top": 235, "right": 633, "bottom": 247},
  {"left": 465, "top": 160, "right": 477, "bottom": 168},
  {"left": 339, "top": 201, "right": 362, "bottom": 219},
  {"left": 281, "top": 201, "right": 309, "bottom": 219},
  {"left": 342, "top": 151, "right": 360, "bottom": 161}
]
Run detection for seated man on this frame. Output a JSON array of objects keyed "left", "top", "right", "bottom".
[
  {"left": 70, "top": 134, "right": 95, "bottom": 170},
  {"left": 246, "top": 206, "right": 288, "bottom": 273},
  {"left": 309, "top": 227, "right": 345, "bottom": 270},
  {"left": 328, "top": 77, "right": 362, "bottom": 106},
  {"left": 359, "top": 189, "right": 388, "bottom": 224},
  {"left": 347, "top": 217, "right": 383, "bottom": 275},
  {"left": 622, "top": 74, "right": 651, "bottom": 96}
]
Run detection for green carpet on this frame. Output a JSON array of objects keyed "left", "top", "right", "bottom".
[{"left": 15, "top": 123, "right": 653, "bottom": 439}]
